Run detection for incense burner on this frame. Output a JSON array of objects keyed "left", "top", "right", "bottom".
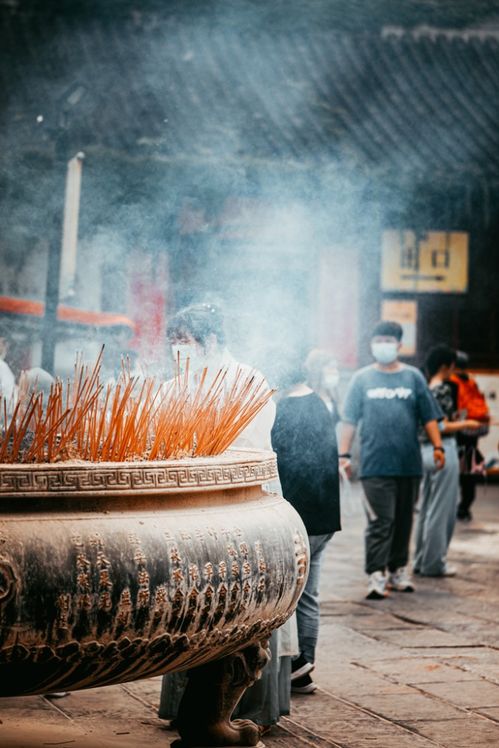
[{"left": 0, "top": 449, "right": 308, "bottom": 700}]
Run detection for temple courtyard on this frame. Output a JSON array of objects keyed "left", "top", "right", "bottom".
[{"left": 2, "top": 483, "right": 499, "bottom": 748}]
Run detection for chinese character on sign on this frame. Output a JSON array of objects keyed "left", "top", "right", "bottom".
[
  {"left": 431, "top": 249, "right": 450, "bottom": 269},
  {"left": 381, "top": 230, "right": 468, "bottom": 293},
  {"left": 400, "top": 239, "right": 419, "bottom": 271}
]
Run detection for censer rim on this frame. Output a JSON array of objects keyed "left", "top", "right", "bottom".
[{"left": 0, "top": 449, "right": 278, "bottom": 497}]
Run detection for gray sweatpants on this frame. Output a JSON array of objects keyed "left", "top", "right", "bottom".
[
  {"left": 414, "top": 439, "right": 459, "bottom": 576},
  {"left": 361, "top": 476, "right": 420, "bottom": 575}
]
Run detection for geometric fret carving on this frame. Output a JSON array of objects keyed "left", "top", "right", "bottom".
[{"left": 0, "top": 450, "right": 277, "bottom": 497}]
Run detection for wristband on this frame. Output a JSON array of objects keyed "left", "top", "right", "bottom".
[
  {"left": 339, "top": 453, "right": 352, "bottom": 459},
  {"left": 433, "top": 446, "right": 445, "bottom": 453}
]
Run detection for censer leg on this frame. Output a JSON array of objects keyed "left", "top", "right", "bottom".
[{"left": 172, "top": 639, "right": 270, "bottom": 747}]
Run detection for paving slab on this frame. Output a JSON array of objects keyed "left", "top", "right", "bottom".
[
  {"left": 48, "top": 684, "right": 159, "bottom": 720},
  {"left": 405, "top": 717, "right": 499, "bottom": 747},
  {"left": 342, "top": 690, "right": 466, "bottom": 722},
  {"left": 476, "top": 707, "right": 499, "bottom": 722},
  {"left": 450, "top": 662, "right": 499, "bottom": 685},
  {"left": 317, "top": 668, "right": 415, "bottom": 698},
  {"left": 367, "top": 627, "right": 476, "bottom": 648},
  {"left": 363, "top": 657, "right": 479, "bottom": 684},
  {"left": 289, "top": 691, "right": 437, "bottom": 747},
  {"left": 0, "top": 695, "right": 77, "bottom": 727},
  {"left": 417, "top": 680, "right": 499, "bottom": 709},
  {"left": 319, "top": 601, "right": 373, "bottom": 617},
  {"left": 317, "top": 620, "right": 416, "bottom": 661},
  {"left": 347, "top": 612, "right": 420, "bottom": 630},
  {"left": 403, "top": 646, "right": 499, "bottom": 659}
]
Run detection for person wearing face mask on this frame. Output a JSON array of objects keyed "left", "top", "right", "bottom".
[
  {"left": 159, "top": 302, "right": 295, "bottom": 736},
  {"left": 271, "top": 349, "right": 341, "bottom": 694},
  {"left": 414, "top": 345, "right": 481, "bottom": 577},
  {"left": 339, "top": 321, "right": 444, "bottom": 600},
  {"left": 168, "top": 302, "right": 275, "bottom": 450}
]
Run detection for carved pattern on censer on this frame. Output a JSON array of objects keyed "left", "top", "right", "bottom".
[
  {"left": 0, "top": 451, "right": 308, "bottom": 704},
  {"left": 0, "top": 558, "right": 16, "bottom": 606},
  {"left": 0, "top": 614, "right": 289, "bottom": 695}
]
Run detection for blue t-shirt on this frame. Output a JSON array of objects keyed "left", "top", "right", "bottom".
[{"left": 343, "top": 364, "right": 442, "bottom": 478}]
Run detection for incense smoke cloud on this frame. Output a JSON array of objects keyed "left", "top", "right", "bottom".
[{"left": 1, "top": 0, "right": 470, "bottom": 381}]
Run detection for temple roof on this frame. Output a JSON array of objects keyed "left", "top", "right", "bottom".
[{"left": 2, "top": 5, "right": 499, "bottom": 178}]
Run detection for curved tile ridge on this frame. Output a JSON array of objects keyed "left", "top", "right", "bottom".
[{"left": 381, "top": 26, "right": 499, "bottom": 43}]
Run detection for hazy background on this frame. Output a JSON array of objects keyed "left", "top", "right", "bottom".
[{"left": 1, "top": 0, "right": 499, "bottom": 382}]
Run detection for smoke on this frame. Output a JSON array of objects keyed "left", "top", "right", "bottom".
[{"left": 1, "top": 1, "right": 488, "bottom": 382}]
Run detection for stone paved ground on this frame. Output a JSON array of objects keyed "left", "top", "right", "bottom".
[{"left": 2, "top": 484, "right": 499, "bottom": 747}]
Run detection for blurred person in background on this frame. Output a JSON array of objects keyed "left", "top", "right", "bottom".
[
  {"left": 339, "top": 321, "right": 444, "bottom": 601},
  {"left": 16, "top": 367, "right": 56, "bottom": 422},
  {"left": 271, "top": 349, "right": 341, "bottom": 695},
  {"left": 0, "top": 334, "right": 16, "bottom": 411},
  {"left": 414, "top": 345, "right": 481, "bottom": 577},
  {"left": 21, "top": 367, "right": 55, "bottom": 399},
  {"left": 450, "top": 351, "right": 490, "bottom": 522},
  {"left": 159, "top": 301, "right": 296, "bottom": 735}
]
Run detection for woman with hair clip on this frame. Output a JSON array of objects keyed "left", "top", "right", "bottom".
[
  {"left": 159, "top": 301, "right": 295, "bottom": 736},
  {"left": 414, "top": 344, "right": 481, "bottom": 577},
  {"left": 271, "top": 349, "right": 341, "bottom": 694}
]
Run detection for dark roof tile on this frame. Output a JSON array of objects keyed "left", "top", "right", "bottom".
[{"left": 2, "top": 14, "right": 499, "bottom": 176}]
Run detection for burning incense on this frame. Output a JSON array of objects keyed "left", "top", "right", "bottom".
[{"left": 0, "top": 350, "right": 274, "bottom": 464}]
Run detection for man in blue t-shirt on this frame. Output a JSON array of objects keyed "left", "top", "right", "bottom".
[{"left": 339, "top": 321, "right": 445, "bottom": 600}]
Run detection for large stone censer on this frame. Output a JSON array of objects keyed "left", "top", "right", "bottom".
[{"left": 0, "top": 448, "right": 308, "bottom": 745}]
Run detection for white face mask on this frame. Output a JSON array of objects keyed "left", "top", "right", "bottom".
[
  {"left": 371, "top": 342, "right": 399, "bottom": 365},
  {"left": 323, "top": 372, "right": 340, "bottom": 390},
  {"left": 171, "top": 343, "right": 204, "bottom": 374}
]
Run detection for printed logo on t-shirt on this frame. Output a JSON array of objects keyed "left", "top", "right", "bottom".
[{"left": 366, "top": 387, "right": 412, "bottom": 400}]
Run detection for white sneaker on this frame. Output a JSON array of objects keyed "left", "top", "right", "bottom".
[
  {"left": 366, "top": 571, "right": 388, "bottom": 599},
  {"left": 441, "top": 564, "right": 457, "bottom": 577},
  {"left": 45, "top": 692, "right": 69, "bottom": 698},
  {"left": 388, "top": 566, "right": 415, "bottom": 592},
  {"left": 291, "top": 673, "right": 318, "bottom": 694}
]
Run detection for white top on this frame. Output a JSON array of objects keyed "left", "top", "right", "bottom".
[
  {"left": 0, "top": 359, "right": 15, "bottom": 406},
  {"left": 189, "top": 348, "right": 276, "bottom": 451}
]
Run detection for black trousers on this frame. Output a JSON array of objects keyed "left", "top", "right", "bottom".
[
  {"left": 361, "top": 476, "right": 421, "bottom": 575},
  {"left": 456, "top": 434, "right": 482, "bottom": 518},
  {"left": 457, "top": 473, "right": 477, "bottom": 517}
]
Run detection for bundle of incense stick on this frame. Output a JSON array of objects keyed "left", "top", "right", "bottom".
[{"left": 0, "top": 349, "right": 274, "bottom": 464}]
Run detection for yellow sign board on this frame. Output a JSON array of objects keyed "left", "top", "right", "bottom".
[{"left": 381, "top": 230, "right": 469, "bottom": 293}]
